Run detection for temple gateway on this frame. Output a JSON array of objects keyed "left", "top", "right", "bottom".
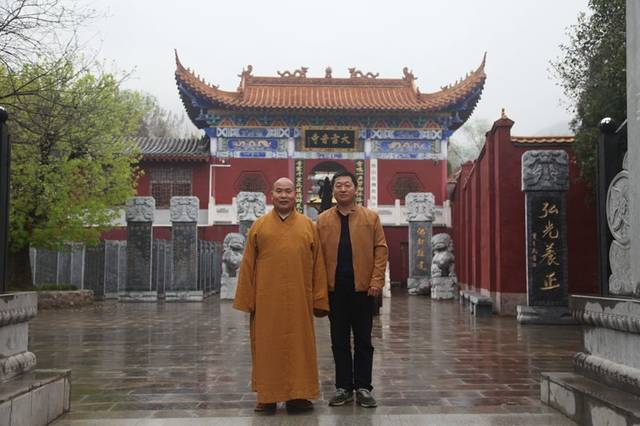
[{"left": 113, "top": 52, "right": 487, "bottom": 284}]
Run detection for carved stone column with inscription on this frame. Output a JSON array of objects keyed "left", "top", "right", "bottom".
[
  {"left": 167, "top": 196, "right": 201, "bottom": 301},
  {"left": 120, "top": 197, "right": 156, "bottom": 302},
  {"left": 237, "top": 191, "right": 266, "bottom": 237},
  {"left": 406, "top": 192, "right": 434, "bottom": 296},
  {"left": 517, "top": 150, "right": 574, "bottom": 324}
]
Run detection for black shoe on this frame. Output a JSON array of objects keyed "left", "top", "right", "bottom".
[
  {"left": 328, "top": 388, "right": 353, "bottom": 406},
  {"left": 285, "top": 398, "right": 313, "bottom": 412},
  {"left": 355, "top": 388, "right": 377, "bottom": 407}
]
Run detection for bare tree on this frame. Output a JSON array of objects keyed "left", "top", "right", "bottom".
[
  {"left": 0, "top": 0, "right": 95, "bottom": 100},
  {"left": 448, "top": 118, "right": 490, "bottom": 172}
]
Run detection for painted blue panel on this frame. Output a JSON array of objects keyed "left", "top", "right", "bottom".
[{"left": 227, "top": 138, "right": 280, "bottom": 151}]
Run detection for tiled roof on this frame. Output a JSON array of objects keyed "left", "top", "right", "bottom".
[
  {"left": 175, "top": 51, "right": 486, "bottom": 113},
  {"left": 134, "top": 137, "right": 209, "bottom": 162},
  {"left": 511, "top": 136, "right": 574, "bottom": 145}
]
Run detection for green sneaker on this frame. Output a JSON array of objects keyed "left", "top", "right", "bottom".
[
  {"left": 355, "top": 388, "right": 377, "bottom": 407},
  {"left": 328, "top": 388, "right": 353, "bottom": 406}
]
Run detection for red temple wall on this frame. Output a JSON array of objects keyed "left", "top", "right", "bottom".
[
  {"left": 451, "top": 117, "right": 598, "bottom": 315},
  {"left": 212, "top": 158, "right": 290, "bottom": 204},
  {"left": 377, "top": 160, "right": 447, "bottom": 205}
]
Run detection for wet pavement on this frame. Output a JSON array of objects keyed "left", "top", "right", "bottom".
[{"left": 27, "top": 290, "right": 581, "bottom": 423}]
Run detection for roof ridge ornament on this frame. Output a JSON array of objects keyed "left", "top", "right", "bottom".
[
  {"left": 349, "top": 68, "right": 379, "bottom": 79},
  {"left": 325, "top": 67, "right": 332, "bottom": 78},
  {"left": 402, "top": 67, "right": 416, "bottom": 82},
  {"left": 277, "top": 67, "right": 308, "bottom": 78}
]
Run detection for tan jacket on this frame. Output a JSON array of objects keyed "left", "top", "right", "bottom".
[{"left": 316, "top": 205, "right": 388, "bottom": 292}]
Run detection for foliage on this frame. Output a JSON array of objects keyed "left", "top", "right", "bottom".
[
  {"left": 551, "top": 0, "right": 626, "bottom": 186},
  {"left": 2, "top": 59, "right": 147, "bottom": 252},
  {"left": 36, "top": 283, "right": 78, "bottom": 291}
]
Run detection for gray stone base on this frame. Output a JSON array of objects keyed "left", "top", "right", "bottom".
[
  {"left": 407, "top": 277, "right": 430, "bottom": 296},
  {"left": 165, "top": 291, "right": 204, "bottom": 302},
  {"left": 541, "top": 372, "right": 640, "bottom": 425},
  {"left": 220, "top": 277, "right": 238, "bottom": 300},
  {"left": 431, "top": 277, "right": 457, "bottom": 300},
  {"left": 117, "top": 291, "right": 158, "bottom": 302},
  {"left": 0, "top": 369, "right": 71, "bottom": 426},
  {"left": 516, "top": 305, "right": 577, "bottom": 325}
]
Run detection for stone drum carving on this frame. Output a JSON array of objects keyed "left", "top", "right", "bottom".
[
  {"left": 606, "top": 152, "right": 634, "bottom": 296},
  {"left": 237, "top": 192, "right": 266, "bottom": 222},
  {"left": 430, "top": 233, "right": 457, "bottom": 300},
  {"left": 220, "top": 232, "right": 245, "bottom": 300}
]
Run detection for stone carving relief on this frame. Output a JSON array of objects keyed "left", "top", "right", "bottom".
[
  {"left": 606, "top": 152, "right": 635, "bottom": 295},
  {"left": 521, "top": 150, "right": 570, "bottom": 192},
  {"left": 125, "top": 197, "right": 155, "bottom": 222},
  {"left": 237, "top": 192, "right": 266, "bottom": 222},
  {"left": 431, "top": 233, "right": 456, "bottom": 279},
  {"left": 170, "top": 196, "right": 199, "bottom": 222},
  {"left": 222, "top": 233, "right": 245, "bottom": 278},
  {"left": 405, "top": 192, "right": 435, "bottom": 222}
]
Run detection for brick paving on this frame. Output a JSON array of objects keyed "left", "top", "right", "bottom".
[{"left": 29, "top": 290, "right": 581, "bottom": 420}]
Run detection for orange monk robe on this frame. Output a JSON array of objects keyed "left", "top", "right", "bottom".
[{"left": 233, "top": 209, "right": 330, "bottom": 403}]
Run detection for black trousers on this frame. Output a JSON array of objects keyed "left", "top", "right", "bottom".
[{"left": 329, "top": 286, "right": 375, "bottom": 391}]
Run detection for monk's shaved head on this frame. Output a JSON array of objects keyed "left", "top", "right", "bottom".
[{"left": 272, "top": 177, "right": 294, "bottom": 190}]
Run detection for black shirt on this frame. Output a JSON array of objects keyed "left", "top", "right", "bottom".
[{"left": 335, "top": 211, "right": 355, "bottom": 288}]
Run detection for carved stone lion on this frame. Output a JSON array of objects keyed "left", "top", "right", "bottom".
[
  {"left": 222, "top": 233, "right": 245, "bottom": 278},
  {"left": 431, "top": 233, "right": 455, "bottom": 278}
]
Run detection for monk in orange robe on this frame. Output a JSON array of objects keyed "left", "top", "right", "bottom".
[{"left": 233, "top": 177, "right": 330, "bottom": 413}]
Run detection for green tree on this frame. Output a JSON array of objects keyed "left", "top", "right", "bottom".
[
  {"left": 1, "top": 59, "right": 149, "bottom": 288},
  {"left": 551, "top": 0, "right": 626, "bottom": 186}
]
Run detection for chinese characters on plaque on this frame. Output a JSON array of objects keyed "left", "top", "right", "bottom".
[
  {"left": 355, "top": 160, "right": 365, "bottom": 206},
  {"left": 294, "top": 160, "right": 304, "bottom": 213},
  {"left": 303, "top": 128, "right": 356, "bottom": 150},
  {"left": 522, "top": 150, "right": 569, "bottom": 307}
]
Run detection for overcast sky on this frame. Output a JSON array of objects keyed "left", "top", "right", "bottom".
[{"left": 81, "top": 0, "right": 589, "bottom": 139}]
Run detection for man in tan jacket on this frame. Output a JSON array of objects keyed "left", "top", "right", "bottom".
[{"left": 316, "top": 171, "right": 388, "bottom": 408}]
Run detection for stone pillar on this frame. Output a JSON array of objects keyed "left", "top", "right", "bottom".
[
  {"left": 0, "top": 293, "right": 37, "bottom": 382},
  {"left": 0, "top": 293, "right": 71, "bottom": 424},
  {"left": 166, "top": 196, "right": 201, "bottom": 301},
  {"left": 120, "top": 197, "right": 156, "bottom": 302},
  {"left": 237, "top": 191, "right": 266, "bottom": 237},
  {"left": 517, "top": 150, "right": 574, "bottom": 324},
  {"left": 84, "top": 241, "right": 105, "bottom": 300},
  {"left": 405, "top": 192, "right": 434, "bottom": 296}
]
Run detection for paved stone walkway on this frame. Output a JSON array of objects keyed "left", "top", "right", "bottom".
[{"left": 28, "top": 291, "right": 580, "bottom": 424}]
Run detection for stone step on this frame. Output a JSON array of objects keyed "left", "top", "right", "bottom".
[
  {"left": 541, "top": 372, "right": 640, "bottom": 425},
  {"left": 52, "top": 413, "right": 577, "bottom": 426}
]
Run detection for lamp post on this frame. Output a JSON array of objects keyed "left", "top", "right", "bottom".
[{"left": 0, "top": 107, "right": 9, "bottom": 293}]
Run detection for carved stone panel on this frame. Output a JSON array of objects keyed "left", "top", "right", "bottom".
[
  {"left": 237, "top": 192, "right": 266, "bottom": 222},
  {"left": 126, "top": 197, "right": 155, "bottom": 223},
  {"left": 170, "top": 196, "right": 199, "bottom": 223},
  {"left": 405, "top": 192, "right": 435, "bottom": 222},
  {"left": 125, "top": 222, "right": 152, "bottom": 292},
  {"left": 521, "top": 150, "right": 569, "bottom": 192},
  {"left": 606, "top": 157, "right": 636, "bottom": 296}
]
